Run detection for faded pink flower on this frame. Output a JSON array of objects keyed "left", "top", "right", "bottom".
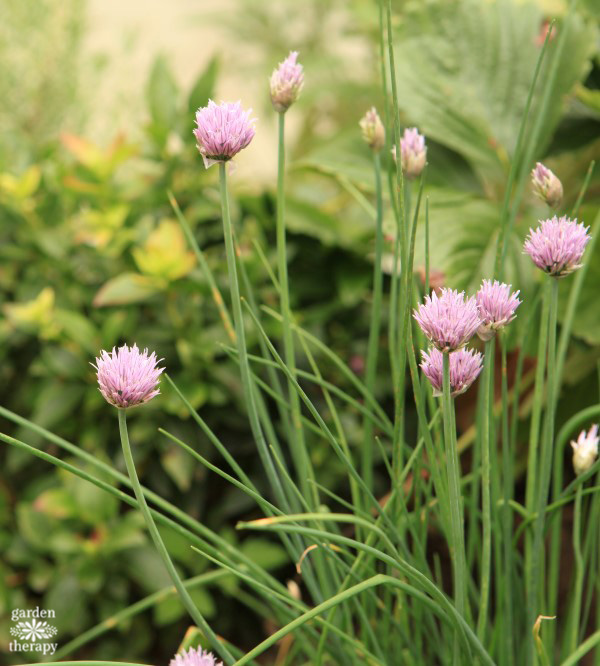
[
  {"left": 476, "top": 280, "right": 521, "bottom": 341},
  {"left": 270, "top": 51, "right": 304, "bottom": 113},
  {"left": 391, "top": 127, "right": 427, "bottom": 179},
  {"left": 414, "top": 288, "right": 481, "bottom": 352},
  {"left": 359, "top": 107, "right": 385, "bottom": 152},
  {"left": 170, "top": 647, "right": 223, "bottom": 666},
  {"left": 420, "top": 347, "right": 483, "bottom": 397},
  {"left": 193, "top": 100, "right": 256, "bottom": 169},
  {"left": 93, "top": 343, "right": 164, "bottom": 409},
  {"left": 531, "top": 162, "right": 563, "bottom": 208},
  {"left": 571, "top": 425, "right": 599, "bottom": 476},
  {"left": 524, "top": 215, "right": 590, "bottom": 278}
]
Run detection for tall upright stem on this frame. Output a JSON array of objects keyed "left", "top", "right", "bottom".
[
  {"left": 570, "top": 484, "right": 584, "bottom": 654},
  {"left": 117, "top": 410, "right": 234, "bottom": 665},
  {"left": 477, "top": 338, "right": 495, "bottom": 642},
  {"left": 362, "top": 151, "right": 384, "bottom": 491},
  {"left": 275, "top": 112, "right": 316, "bottom": 507},
  {"left": 218, "top": 164, "right": 287, "bottom": 508},
  {"left": 442, "top": 352, "right": 467, "bottom": 639},
  {"left": 527, "top": 277, "right": 559, "bottom": 662}
]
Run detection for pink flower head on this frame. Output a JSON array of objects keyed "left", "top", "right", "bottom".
[
  {"left": 524, "top": 215, "right": 590, "bottom": 278},
  {"left": 392, "top": 127, "right": 427, "bottom": 179},
  {"left": 476, "top": 280, "right": 521, "bottom": 341},
  {"left": 531, "top": 162, "right": 563, "bottom": 208},
  {"left": 270, "top": 51, "right": 304, "bottom": 113},
  {"left": 359, "top": 107, "right": 385, "bottom": 152},
  {"left": 170, "top": 647, "right": 223, "bottom": 666},
  {"left": 193, "top": 100, "right": 256, "bottom": 169},
  {"left": 93, "top": 343, "right": 164, "bottom": 409},
  {"left": 571, "top": 425, "right": 599, "bottom": 476},
  {"left": 413, "top": 288, "right": 481, "bottom": 352},
  {"left": 420, "top": 347, "right": 483, "bottom": 397}
]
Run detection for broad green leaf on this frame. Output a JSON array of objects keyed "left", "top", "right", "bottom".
[
  {"left": 93, "top": 272, "right": 164, "bottom": 307},
  {"left": 393, "top": 0, "right": 596, "bottom": 186},
  {"left": 132, "top": 219, "right": 196, "bottom": 281},
  {"left": 146, "top": 55, "right": 179, "bottom": 145}
]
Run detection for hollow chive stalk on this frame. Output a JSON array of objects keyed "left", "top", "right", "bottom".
[
  {"left": 276, "top": 112, "right": 317, "bottom": 508},
  {"left": 117, "top": 410, "right": 234, "bottom": 665},
  {"left": 362, "top": 150, "right": 384, "bottom": 492},
  {"left": 442, "top": 351, "right": 468, "bottom": 657},
  {"left": 527, "top": 277, "right": 559, "bottom": 662},
  {"left": 477, "top": 338, "right": 495, "bottom": 643},
  {"left": 569, "top": 483, "right": 584, "bottom": 653},
  {"left": 218, "top": 163, "right": 287, "bottom": 509}
]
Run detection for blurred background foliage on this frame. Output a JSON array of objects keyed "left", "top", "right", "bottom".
[{"left": 0, "top": 0, "right": 599, "bottom": 662}]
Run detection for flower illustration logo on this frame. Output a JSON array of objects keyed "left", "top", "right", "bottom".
[{"left": 10, "top": 619, "right": 58, "bottom": 641}]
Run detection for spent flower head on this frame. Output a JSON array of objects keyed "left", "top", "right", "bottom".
[
  {"left": 524, "top": 215, "right": 590, "bottom": 278},
  {"left": 170, "top": 647, "right": 223, "bottom": 666},
  {"left": 531, "top": 162, "right": 563, "bottom": 208},
  {"left": 476, "top": 280, "right": 521, "bottom": 341},
  {"left": 420, "top": 347, "right": 483, "bottom": 397},
  {"left": 93, "top": 343, "right": 164, "bottom": 409},
  {"left": 391, "top": 127, "right": 427, "bottom": 179},
  {"left": 270, "top": 51, "right": 304, "bottom": 113},
  {"left": 193, "top": 100, "right": 256, "bottom": 169},
  {"left": 571, "top": 425, "right": 599, "bottom": 476},
  {"left": 413, "top": 288, "right": 481, "bottom": 352},
  {"left": 359, "top": 107, "right": 385, "bottom": 152}
]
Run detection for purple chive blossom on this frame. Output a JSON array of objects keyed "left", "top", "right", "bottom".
[
  {"left": 531, "top": 162, "right": 563, "bottom": 208},
  {"left": 93, "top": 343, "right": 164, "bottom": 409},
  {"left": 476, "top": 280, "right": 521, "bottom": 341},
  {"left": 359, "top": 107, "right": 385, "bottom": 152},
  {"left": 571, "top": 425, "right": 599, "bottom": 476},
  {"left": 524, "top": 215, "right": 591, "bottom": 278},
  {"left": 270, "top": 51, "right": 304, "bottom": 113},
  {"left": 170, "top": 647, "right": 223, "bottom": 666},
  {"left": 193, "top": 100, "right": 256, "bottom": 169},
  {"left": 391, "top": 127, "right": 427, "bottom": 179},
  {"left": 420, "top": 347, "right": 483, "bottom": 397},
  {"left": 413, "top": 288, "right": 481, "bottom": 352}
]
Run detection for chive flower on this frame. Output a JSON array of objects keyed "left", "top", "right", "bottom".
[
  {"left": 194, "top": 100, "right": 256, "bottom": 169},
  {"left": 476, "top": 279, "right": 521, "bottom": 341},
  {"left": 391, "top": 127, "right": 427, "bottom": 179},
  {"left": 420, "top": 347, "right": 483, "bottom": 397},
  {"left": 270, "top": 51, "right": 304, "bottom": 113},
  {"left": 170, "top": 647, "right": 223, "bottom": 666},
  {"left": 413, "top": 288, "right": 481, "bottom": 352},
  {"left": 359, "top": 107, "right": 385, "bottom": 152},
  {"left": 93, "top": 343, "right": 164, "bottom": 409},
  {"left": 531, "top": 162, "right": 563, "bottom": 208},
  {"left": 571, "top": 425, "right": 599, "bottom": 476},
  {"left": 524, "top": 215, "right": 591, "bottom": 278}
]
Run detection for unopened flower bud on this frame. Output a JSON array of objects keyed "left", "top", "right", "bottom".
[
  {"left": 571, "top": 425, "right": 599, "bottom": 476},
  {"left": 391, "top": 128, "right": 427, "bottom": 179},
  {"left": 359, "top": 107, "right": 385, "bottom": 152},
  {"left": 270, "top": 51, "right": 304, "bottom": 113},
  {"left": 531, "top": 162, "right": 563, "bottom": 208}
]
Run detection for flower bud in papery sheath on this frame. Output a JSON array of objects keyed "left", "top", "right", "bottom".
[
  {"left": 359, "top": 107, "right": 385, "bottom": 152},
  {"left": 476, "top": 279, "right": 521, "bottom": 341},
  {"left": 571, "top": 425, "right": 599, "bottom": 476},
  {"left": 170, "top": 647, "right": 223, "bottom": 666},
  {"left": 391, "top": 127, "right": 427, "bottom": 179},
  {"left": 524, "top": 215, "right": 590, "bottom": 278},
  {"left": 193, "top": 100, "right": 256, "bottom": 169},
  {"left": 270, "top": 51, "right": 304, "bottom": 113},
  {"left": 531, "top": 162, "right": 563, "bottom": 208},
  {"left": 413, "top": 288, "right": 481, "bottom": 352},
  {"left": 93, "top": 343, "right": 164, "bottom": 409},
  {"left": 420, "top": 347, "right": 483, "bottom": 397}
]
